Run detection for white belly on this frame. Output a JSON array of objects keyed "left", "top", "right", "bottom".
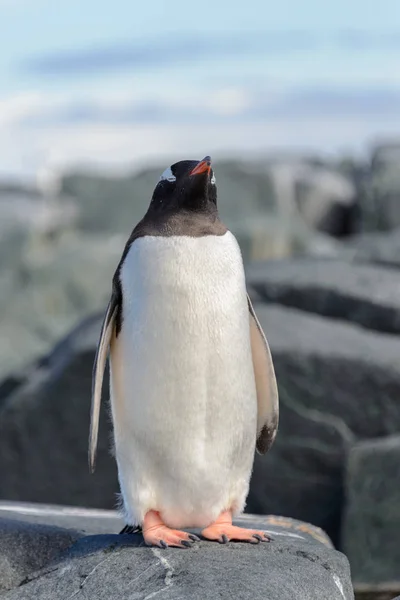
[{"left": 110, "top": 231, "right": 257, "bottom": 528}]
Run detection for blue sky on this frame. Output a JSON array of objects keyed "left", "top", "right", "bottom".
[{"left": 1, "top": 0, "right": 400, "bottom": 179}]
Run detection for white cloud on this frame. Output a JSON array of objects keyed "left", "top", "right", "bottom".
[{"left": 1, "top": 85, "right": 400, "bottom": 180}]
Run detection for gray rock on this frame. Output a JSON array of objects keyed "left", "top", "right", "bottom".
[
  {"left": 342, "top": 435, "right": 400, "bottom": 585},
  {"left": 247, "top": 258, "right": 400, "bottom": 334},
  {"left": 367, "top": 142, "right": 400, "bottom": 231},
  {"left": 0, "top": 510, "right": 354, "bottom": 600},
  {"left": 61, "top": 158, "right": 356, "bottom": 237},
  {"left": 254, "top": 303, "right": 400, "bottom": 439},
  {"left": 340, "top": 228, "right": 400, "bottom": 269},
  {"left": 245, "top": 303, "right": 400, "bottom": 545},
  {"left": 0, "top": 502, "right": 121, "bottom": 536},
  {"left": 59, "top": 160, "right": 347, "bottom": 264},
  {"left": 0, "top": 517, "right": 81, "bottom": 593},
  {"left": 0, "top": 315, "right": 118, "bottom": 509},
  {"left": 0, "top": 230, "right": 125, "bottom": 380}
]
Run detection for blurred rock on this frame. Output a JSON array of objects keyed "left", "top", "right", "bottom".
[
  {"left": 368, "top": 142, "right": 400, "bottom": 230},
  {"left": 0, "top": 230, "right": 125, "bottom": 380},
  {"left": 0, "top": 315, "right": 118, "bottom": 509},
  {"left": 342, "top": 435, "right": 400, "bottom": 585},
  {"left": 340, "top": 228, "right": 400, "bottom": 269},
  {"left": 0, "top": 184, "right": 78, "bottom": 238},
  {"left": 0, "top": 509, "right": 354, "bottom": 600},
  {"left": 254, "top": 303, "right": 400, "bottom": 440},
  {"left": 247, "top": 258, "right": 400, "bottom": 334},
  {"left": 60, "top": 158, "right": 356, "bottom": 249},
  {"left": 246, "top": 304, "right": 400, "bottom": 545},
  {"left": 266, "top": 158, "right": 358, "bottom": 236}
]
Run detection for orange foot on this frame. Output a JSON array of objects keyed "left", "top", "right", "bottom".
[
  {"left": 201, "top": 511, "right": 273, "bottom": 544},
  {"left": 142, "top": 510, "right": 200, "bottom": 549}
]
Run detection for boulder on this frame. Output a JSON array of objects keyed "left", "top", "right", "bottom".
[
  {"left": 60, "top": 159, "right": 357, "bottom": 241},
  {"left": 367, "top": 142, "right": 400, "bottom": 231},
  {"left": 0, "top": 230, "right": 125, "bottom": 380},
  {"left": 340, "top": 228, "right": 400, "bottom": 269},
  {"left": 0, "top": 315, "right": 118, "bottom": 509},
  {"left": 246, "top": 304, "right": 400, "bottom": 546},
  {"left": 0, "top": 517, "right": 81, "bottom": 593},
  {"left": 253, "top": 303, "right": 400, "bottom": 440},
  {"left": 247, "top": 257, "right": 400, "bottom": 334},
  {"left": 342, "top": 435, "right": 400, "bottom": 585},
  {"left": 0, "top": 506, "right": 354, "bottom": 600}
]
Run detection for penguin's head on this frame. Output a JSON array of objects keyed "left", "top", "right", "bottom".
[{"left": 150, "top": 156, "right": 217, "bottom": 213}]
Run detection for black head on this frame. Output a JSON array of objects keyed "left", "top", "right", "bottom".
[{"left": 149, "top": 156, "right": 217, "bottom": 215}]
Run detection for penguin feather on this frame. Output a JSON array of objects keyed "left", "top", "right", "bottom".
[
  {"left": 247, "top": 294, "right": 279, "bottom": 454},
  {"left": 89, "top": 294, "right": 118, "bottom": 472}
]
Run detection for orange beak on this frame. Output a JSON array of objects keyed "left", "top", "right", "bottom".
[{"left": 190, "top": 156, "right": 212, "bottom": 176}]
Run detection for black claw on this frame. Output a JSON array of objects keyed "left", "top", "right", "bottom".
[
  {"left": 249, "top": 536, "right": 260, "bottom": 544},
  {"left": 119, "top": 524, "right": 142, "bottom": 535},
  {"left": 159, "top": 540, "right": 168, "bottom": 549},
  {"left": 181, "top": 540, "right": 193, "bottom": 548},
  {"left": 188, "top": 534, "right": 200, "bottom": 542},
  {"left": 264, "top": 533, "right": 273, "bottom": 542},
  {"left": 252, "top": 534, "right": 263, "bottom": 542},
  {"left": 219, "top": 534, "right": 229, "bottom": 544}
]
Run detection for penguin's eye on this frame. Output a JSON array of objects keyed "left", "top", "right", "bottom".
[{"left": 159, "top": 166, "right": 176, "bottom": 183}]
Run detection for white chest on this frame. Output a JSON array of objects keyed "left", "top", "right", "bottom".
[{"left": 114, "top": 231, "right": 256, "bottom": 429}]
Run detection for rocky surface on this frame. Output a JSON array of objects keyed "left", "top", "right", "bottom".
[
  {"left": 0, "top": 517, "right": 81, "bottom": 593},
  {"left": 342, "top": 435, "right": 400, "bottom": 585},
  {"left": 341, "top": 227, "right": 400, "bottom": 269},
  {"left": 247, "top": 258, "right": 400, "bottom": 334},
  {"left": 0, "top": 315, "right": 118, "bottom": 509},
  {"left": 0, "top": 505, "right": 354, "bottom": 600},
  {"left": 60, "top": 158, "right": 356, "bottom": 240}
]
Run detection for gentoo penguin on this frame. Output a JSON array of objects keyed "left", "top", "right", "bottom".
[{"left": 89, "top": 156, "right": 279, "bottom": 548}]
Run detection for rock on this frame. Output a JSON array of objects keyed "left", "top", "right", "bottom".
[
  {"left": 253, "top": 303, "right": 400, "bottom": 440},
  {"left": 245, "top": 303, "right": 400, "bottom": 546},
  {"left": 247, "top": 257, "right": 400, "bottom": 334},
  {"left": 0, "top": 230, "right": 125, "bottom": 380},
  {"left": 0, "top": 315, "right": 118, "bottom": 509},
  {"left": 354, "top": 586, "right": 400, "bottom": 600},
  {"left": 342, "top": 435, "right": 400, "bottom": 585},
  {"left": 367, "top": 142, "right": 400, "bottom": 231},
  {"left": 61, "top": 158, "right": 357, "bottom": 237},
  {"left": 265, "top": 158, "right": 358, "bottom": 236},
  {"left": 340, "top": 228, "right": 400, "bottom": 269},
  {"left": 0, "top": 507, "right": 354, "bottom": 599},
  {"left": 0, "top": 518, "right": 81, "bottom": 593},
  {"left": 0, "top": 502, "right": 120, "bottom": 536}
]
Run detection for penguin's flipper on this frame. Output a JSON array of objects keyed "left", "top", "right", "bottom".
[
  {"left": 89, "top": 294, "right": 118, "bottom": 473},
  {"left": 247, "top": 294, "right": 279, "bottom": 454}
]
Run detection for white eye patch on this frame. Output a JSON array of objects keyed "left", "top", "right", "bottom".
[
  {"left": 160, "top": 166, "right": 176, "bottom": 182},
  {"left": 211, "top": 171, "right": 216, "bottom": 185}
]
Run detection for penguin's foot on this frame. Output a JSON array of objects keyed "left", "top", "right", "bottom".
[
  {"left": 201, "top": 511, "right": 273, "bottom": 544},
  {"left": 142, "top": 510, "right": 199, "bottom": 549}
]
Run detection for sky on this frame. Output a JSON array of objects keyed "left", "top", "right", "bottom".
[{"left": 1, "top": 0, "right": 400, "bottom": 180}]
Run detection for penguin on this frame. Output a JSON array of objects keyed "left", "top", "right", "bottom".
[{"left": 89, "top": 156, "right": 279, "bottom": 548}]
